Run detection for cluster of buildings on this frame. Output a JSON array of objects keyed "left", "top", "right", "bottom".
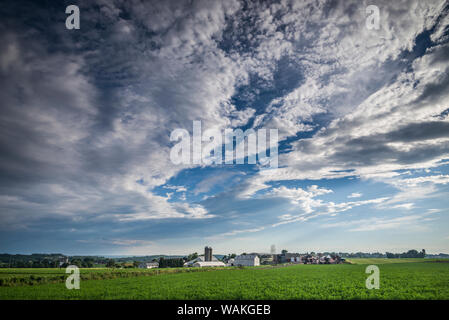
[
  {"left": 275, "top": 252, "right": 343, "bottom": 264},
  {"left": 183, "top": 247, "right": 261, "bottom": 267},
  {"left": 138, "top": 247, "right": 343, "bottom": 269}
]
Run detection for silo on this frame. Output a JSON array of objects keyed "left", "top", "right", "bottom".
[{"left": 204, "top": 246, "right": 212, "bottom": 261}]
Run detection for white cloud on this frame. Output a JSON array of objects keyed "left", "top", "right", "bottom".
[
  {"left": 164, "top": 185, "right": 187, "bottom": 193},
  {"left": 270, "top": 197, "right": 389, "bottom": 227},
  {"left": 268, "top": 185, "right": 333, "bottom": 214},
  {"left": 348, "top": 192, "right": 362, "bottom": 198},
  {"left": 322, "top": 214, "right": 431, "bottom": 232},
  {"left": 208, "top": 226, "right": 266, "bottom": 239},
  {"left": 390, "top": 203, "right": 415, "bottom": 210},
  {"left": 395, "top": 175, "right": 449, "bottom": 187},
  {"left": 77, "top": 238, "right": 155, "bottom": 246}
]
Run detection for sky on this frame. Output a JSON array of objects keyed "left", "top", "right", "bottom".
[{"left": 0, "top": 0, "right": 449, "bottom": 255}]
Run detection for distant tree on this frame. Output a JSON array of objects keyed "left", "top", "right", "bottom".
[
  {"left": 405, "top": 250, "right": 418, "bottom": 258},
  {"left": 420, "top": 249, "right": 426, "bottom": 258},
  {"left": 222, "top": 254, "right": 237, "bottom": 262},
  {"left": 83, "top": 257, "right": 94, "bottom": 268},
  {"left": 133, "top": 261, "right": 140, "bottom": 268},
  {"left": 386, "top": 249, "right": 425, "bottom": 259},
  {"left": 281, "top": 250, "right": 288, "bottom": 254},
  {"left": 106, "top": 259, "right": 116, "bottom": 268},
  {"left": 158, "top": 257, "right": 183, "bottom": 268},
  {"left": 185, "top": 252, "right": 198, "bottom": 262},
  {"left": 70, "top": 259, "right": 83, "bottom": 268}
]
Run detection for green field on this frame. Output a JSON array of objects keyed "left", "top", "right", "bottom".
[
  {"left": 344, "top": 258, "right": 442, "bottom": 264},
  {"left": 1, "top": 261, "right": 448, "bottom": 299}
]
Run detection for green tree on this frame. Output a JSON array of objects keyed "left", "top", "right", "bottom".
[
  {"left": 420, "top": 249, "right": 426, "bottom": 258},
  {"left": 106, "top": 259, "right": 116, "bottom": 268},
  {"left": 185, "top": 252, "right": 198, "bottom": 262},
  {"left": 70, "top": 259, "right": 83, "bottom": 268},
  {"left": 83, "top": 257, "right": 94, "bottom": 268}
]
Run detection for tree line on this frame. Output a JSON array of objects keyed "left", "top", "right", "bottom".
[{"left": 386, "top": 249, "right": 426, "bottom": 259}]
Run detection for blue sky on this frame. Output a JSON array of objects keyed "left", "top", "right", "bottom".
[{"left": 0, "top": 0, "right": 449, "bottom": 255}]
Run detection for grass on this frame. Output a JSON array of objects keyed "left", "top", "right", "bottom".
[
  {"left": 0, "top": 266, "right": 235, "bottom": 287},
  {"left": 345, "top": 258, "right": 433, "bottom": 264},
  {"left": 0, "top": 262, "right": 448, "bottom": 299}
]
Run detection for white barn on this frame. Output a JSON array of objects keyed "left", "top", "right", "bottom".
[
  {"left": 138, "top": 262, "right": 159, "bottom": 269},
  {"left": 234, "top": 254, "right": 260, "bottom": 267},
  {"left": 192, "top": 261, "right": 225, "bottom": 268},
  {"left": 184, "top": 255, "right": 220, "bottom": 267}
]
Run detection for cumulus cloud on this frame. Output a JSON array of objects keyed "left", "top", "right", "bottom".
[
  {"left": 268, "top": 185, "right": 333, "bottom": 213},
  {"left": 0, "top": 0, "right": 245, "bottom": 228},
  {"left": 239, "top": 1, "right": 449, "bottom": 194}
]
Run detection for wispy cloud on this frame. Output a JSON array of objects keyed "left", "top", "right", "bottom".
[
  {"left": 348, "top": 193, "right": 362, "bottom": 198},
  {"left": 322, "top": 214, "right": 431, "bottom": 232}
]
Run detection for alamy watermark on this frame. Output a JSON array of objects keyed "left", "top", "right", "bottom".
[
  {"left": 65, "top": 5, "right": 80, "bottom": 30},
  {"left": 365, "top": 5, "right": 380, "bottom": 30},
  {"left": 365, "top": 265, "right": 380, "bottom": 289},
  {"left": 170, "top": 121, "right": 278, "bottom": 168},
  {"left": 65, "top": 265, "right": 80, "bottom": 289}
]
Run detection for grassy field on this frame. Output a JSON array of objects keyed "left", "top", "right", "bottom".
[
  {"left": 0, "top": 266, "right": 229, "bottom": 286},
  {"left": 344, "top": 258, "right": 442, "bottom": 264},
  {"left": 0, "top": 261, "right": 448, "bottom": 300}
]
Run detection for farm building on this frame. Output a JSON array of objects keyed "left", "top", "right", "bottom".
[
  {"left": 192, "top": 261, "right": 226, "bottom": 268},
  {"left": 58, "top": 256, "right": 69, "bottom": 267},
  {"left": 184, "top": 246, "right": 222, "bottom": 267},
  {"left": 259, "top": 254, "right": 275, "bottom": 265},
  {"left": 233, "top": 254, "right": 260, "bottom": 267},
  {"left": 138, "top": 262, "right": 159, "bottom": 269},
  {"left": 184, "top": 255, "right": 221, "bottom": 267},
  {"left": 204, "top": 246, "right": 213, "bottom": 261},
  {"left": 275, "top": 252, "right": 342, "bottom": 264},
  {"left": 226, "top": 258, "right": 235, "bottom": 267},
  {"left": 278, "top": 252, "right": 302, "bottom": 263}
]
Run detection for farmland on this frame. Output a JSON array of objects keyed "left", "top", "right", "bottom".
[
  {"left": 0, "top": 260, "right": 448, "bottom": 300},
  {"left": 344, "top": 258, "right": 437, "bottom": 264}
]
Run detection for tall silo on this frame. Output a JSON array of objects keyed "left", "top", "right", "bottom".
[{"left": 204, "top": 246, "right": 212, "bottom": 261}]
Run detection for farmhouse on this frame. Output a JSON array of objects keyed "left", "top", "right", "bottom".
[{"left": 233, "top": 254, "right": 260, "bottom": 267}]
